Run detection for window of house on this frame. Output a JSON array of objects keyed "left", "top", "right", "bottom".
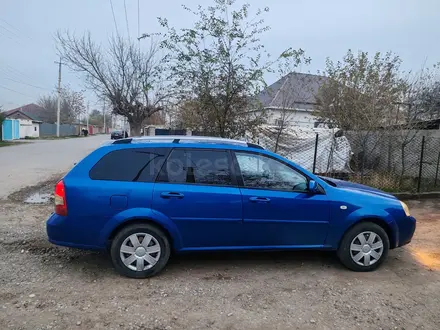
[
  {"left": 235, "top": 152, "right": 308, "bottom": 192},
  {"left": 34, "top": 127, "right": 37, "bottom": 132},
  {"left": 275, "top": 119, "right": 283, "bottom": 127},
  {"left": 89, "top": 148, "right": 169, "bottom": 182},
  {"left": 157, "top": 149, "right": 232, "bottom": 186}
]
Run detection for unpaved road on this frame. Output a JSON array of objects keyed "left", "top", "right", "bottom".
[
  {"left": 0, "top": 135, "right": 108, "bottom": 199},
  {"left": 0, "top": 190, "right": 439, "bottom": 329}
]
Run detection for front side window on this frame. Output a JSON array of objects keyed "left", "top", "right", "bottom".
[
  {"left": 89, "top": 148, "right": 169, "bottom": 182},
  {"left": 157, "top": 149, "right": 232, "bottom": 186},
  {"left": 235, "top": 152, "right": 308, "bottom": 192}
]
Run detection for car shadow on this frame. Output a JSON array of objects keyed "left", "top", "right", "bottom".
[
  {"left": 37, "top": 245, "right": 431, "bottom": 279},
  {"left": 165, "top": 250, "right": 342, "bottom": 274}
]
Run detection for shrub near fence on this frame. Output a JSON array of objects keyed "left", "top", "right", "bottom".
[
  {"left": 345, "top": 131, "right": 440, "bottom": 193},
  {"left": 256, "top": 128, "right": 440, "bottom": 193}
]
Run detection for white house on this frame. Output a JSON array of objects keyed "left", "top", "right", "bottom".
[
  {"left": 3, "top": 109, "right": 41, "bottom": 138},
  {"left": 254, "top": 72, "right": 328, "bottom": 129}
]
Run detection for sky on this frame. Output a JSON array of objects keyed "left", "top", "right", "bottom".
[{"left": 0, "top": 0, "right": 439, "bottom": 111}]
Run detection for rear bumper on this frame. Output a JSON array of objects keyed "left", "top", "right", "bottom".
[{"left": 46, "top": 213, "right": 104, "bottom": 250}]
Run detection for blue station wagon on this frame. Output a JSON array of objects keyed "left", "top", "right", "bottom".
[{"left": 46, "top": 136, "right": 416, "bottom": 278}]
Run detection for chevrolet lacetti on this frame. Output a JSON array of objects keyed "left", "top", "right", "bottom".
[{"left": 46, "top": 136, "right": 416, "bottom": 278}]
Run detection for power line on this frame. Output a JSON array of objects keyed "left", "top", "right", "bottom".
[
  {"left": 5, "top": 65, "right": 35, "bottom": 81},
  {"left": 124, "top": 0, "right": 130, "bottom": 38},
  {"left": 0, "top": 23, "right": 20, "bottom": 39},
  {"left": 109, "top": 0, "right": 119, "bottom": 36},
  {"left": 0, "top": 18, "right": 31, "bottom": 40},
  {"left": 0, "top": 84, "right": 34, "bottom": 98},
  {"left": 3, "top": 77, "right": 52, "bottom": 91}
]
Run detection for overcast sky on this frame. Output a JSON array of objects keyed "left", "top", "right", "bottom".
[{"left": 0, "top": 0, "right": 439, "bottom": 111}]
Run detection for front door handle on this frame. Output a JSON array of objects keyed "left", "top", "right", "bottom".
[
  {"left": 160, "top": 192, "right": 184, "bottom": 199},
  {"left": 249, "top": 197, "right": 271, "bottom": 203}
]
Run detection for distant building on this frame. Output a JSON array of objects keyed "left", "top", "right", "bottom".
[
  {"left": 254, "top": 73, "right": 327, "bottom": 129},
  {"left": 4, "top": 103, "right": 54, "bottom": 123},
  {"left": 2, "top": 108, "right": 42, "bottom": 138}
]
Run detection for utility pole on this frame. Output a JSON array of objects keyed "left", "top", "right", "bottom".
[
  {"left": 103, "top": 99, "right": 106, "bottom": 134},
  {"left": 54, "top": 57, "right": 64, "bottom": 137},
  {"left": 86, "top": 101, "right": 89, "bottom": 130}
]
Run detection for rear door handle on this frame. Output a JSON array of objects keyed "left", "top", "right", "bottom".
[
  {"left": 160, "top": 192, "right": 184, "bottom": 199},
  {"left": 249, "top": 197, "right": 271, "bottom": 203}
]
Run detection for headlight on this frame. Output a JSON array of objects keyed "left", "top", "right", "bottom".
[{"left": 400, "top": 201, "right": 410, "bottom": 217}]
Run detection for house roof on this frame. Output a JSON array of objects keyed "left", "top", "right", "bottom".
[
  {"left": 257, "top": 72, "right": 328, "bottom": 109},
  {"left": 4, "top": 103, "right": 51, "bottom": 122},
  {"left": 4, "top": 109, "right": 42, "bottom": 122}
]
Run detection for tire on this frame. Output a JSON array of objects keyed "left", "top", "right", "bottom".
[
  {"left": 337, "top": 222, "right": 389, "bottom": 272},
  {"left": 110, "top": 223, "right": 171, "bottom": 278}
]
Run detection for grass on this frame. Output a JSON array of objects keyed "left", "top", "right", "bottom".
[
  {"left": 38, "top": 135, "right": 85, "bottom": 140},
  {"left": 0, "top": 141, "right": 15, "bottom": 147}
]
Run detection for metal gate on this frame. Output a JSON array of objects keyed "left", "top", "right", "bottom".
[{"left": 1, "top": 119, "right": 20, "bottom": 140}]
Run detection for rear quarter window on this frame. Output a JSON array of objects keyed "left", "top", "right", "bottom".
[{"left": 89, "top": 148, "right": 170, "bottom": 182}]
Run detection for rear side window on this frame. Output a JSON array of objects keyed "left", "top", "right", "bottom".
[
  {"left": 89, "top": 148, "right": 169, "bottom": 182},
  {"left": 157, "top": 149, "right": 233, "bottom": 186}
]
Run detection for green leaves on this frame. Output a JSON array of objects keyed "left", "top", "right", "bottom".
[{"left": 159, "top": 0, "right": 272, "bottom": 138}]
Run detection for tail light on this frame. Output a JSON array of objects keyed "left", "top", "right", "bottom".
[{"left": 54, "top": 180, "right": 68, "bottom": 216}]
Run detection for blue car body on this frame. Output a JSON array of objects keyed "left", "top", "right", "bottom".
[{"left": 47, "top": 141, "right": 416, "bottom": 254}]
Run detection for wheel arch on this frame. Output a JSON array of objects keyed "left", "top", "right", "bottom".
[
  {"left": 339, "top": 217, "right": 396, "bottom": 249},
  {"left": 106, "top": 217, "right": 176, "bottom": 250}
]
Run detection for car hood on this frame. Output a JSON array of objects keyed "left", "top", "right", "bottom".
[{"left": 319, "top": 176, "right": 397, "bottom": 200}]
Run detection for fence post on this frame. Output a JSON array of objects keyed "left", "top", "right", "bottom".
[
  {"left": 312, "top": 133, "right": 319, "bottom": 174},
  {"left": 417, "top": 136, "right": 425, "bottom": 193},
  {"left": 434, "top": 151, "right": 440, "bottom": 187}
]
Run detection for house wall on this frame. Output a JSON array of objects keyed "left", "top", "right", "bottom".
[
  {"left": 18, "top": 119, "right": 39, "bottom": 138},
  {"left": 263, "top": 108, "right": 319, "bottom": 128}
]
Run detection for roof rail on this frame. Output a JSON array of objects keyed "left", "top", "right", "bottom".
[{"left": 112, "top": 135, "right": 264, "bottom": 149}]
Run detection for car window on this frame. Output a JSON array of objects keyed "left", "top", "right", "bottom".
[
  {"left": 157, "top": 149, "right": 232, "bottom": 186},
  {"left": 235, "top": 152, "right": 308, "bottom": 192},
  {"left": 89, "top": 148, "right": 169, "bottom": 182}
]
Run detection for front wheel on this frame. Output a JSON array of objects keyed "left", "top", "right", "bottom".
[
  {"left": 110, "top": 223, "right": 171, "bottom": 278},
  {"left": 337, "top": 222, "right": 390, "bottom": 272}
]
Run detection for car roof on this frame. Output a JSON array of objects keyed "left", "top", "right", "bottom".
[{"left": 106, "top": 136, "right": 264, "bottom": 150}]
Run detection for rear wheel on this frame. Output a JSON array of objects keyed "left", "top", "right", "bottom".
[
  {"left": 337, "top": 222, "right": 389, "bottom": 272},
  {"left": 110, "top": 223, "right": 171, "bottom": 278}
]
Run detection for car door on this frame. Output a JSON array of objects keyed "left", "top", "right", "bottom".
[
  {"left": 233, "top": 151, "right": 330, "bottom": 247},
  {"left": 152, "top": 148, "right": 243, "bottom": 249}
]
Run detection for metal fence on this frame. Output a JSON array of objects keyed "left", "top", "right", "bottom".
[
  {"left": 260, "top": 129, "right": 440, "bottom": 193},
  {"left": 149, "top": 126, "right": 440, "bottom": 193},
  {"left": 40, "top": 123, "right": 78, "bottom": 137}
]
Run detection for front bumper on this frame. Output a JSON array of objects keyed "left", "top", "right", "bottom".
[{"left": 396, "top": 216, "right": 416, "bottom": 247}]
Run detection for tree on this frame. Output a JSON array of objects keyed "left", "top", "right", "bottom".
[
  {"left": 56, "top": 32, "right": 170, "bottom": 136},
  {"left": 271, "top": 49, "right": 311, "bottom": 152},
  {"left": 389, "top": 66, "right": 440, "bottom": 186},
  {"left": 159, "top": 0, "right": 275, "bottom": 138},
  {"left": 315, "top": 50, "right": 406, "bottom": 178},
  {"left": 38, "top": 85, "right": 86, "bottom": 124},
  {"left": 88, "top": 109, "right": 111, "bottom": 127}
]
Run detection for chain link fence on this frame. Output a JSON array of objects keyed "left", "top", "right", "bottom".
[
  {"left": 258, "top": 127, "right": 440, "bottom": 193},
  {"left": 152, "top": 126, "right": 440, "bottom": 193}
]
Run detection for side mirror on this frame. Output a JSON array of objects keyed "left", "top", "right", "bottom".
[{"left": 308, "top": 180, "right": 319, "bottom": 193}]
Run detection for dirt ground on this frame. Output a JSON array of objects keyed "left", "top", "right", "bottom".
[{"left": 1, "top": 183, "right": 440, "bottom": 330}]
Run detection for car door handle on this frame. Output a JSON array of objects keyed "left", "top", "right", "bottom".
[
  {"left": 249, "top": 197, "right": 271, "bottom": 203},
  {"left": 160, "top": 192, "right": 184, "bottom": 199}
]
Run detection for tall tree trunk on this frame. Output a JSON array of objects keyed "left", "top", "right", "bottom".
[{"left": 129, "top": 121, "right": 143, "bottom": 137}]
